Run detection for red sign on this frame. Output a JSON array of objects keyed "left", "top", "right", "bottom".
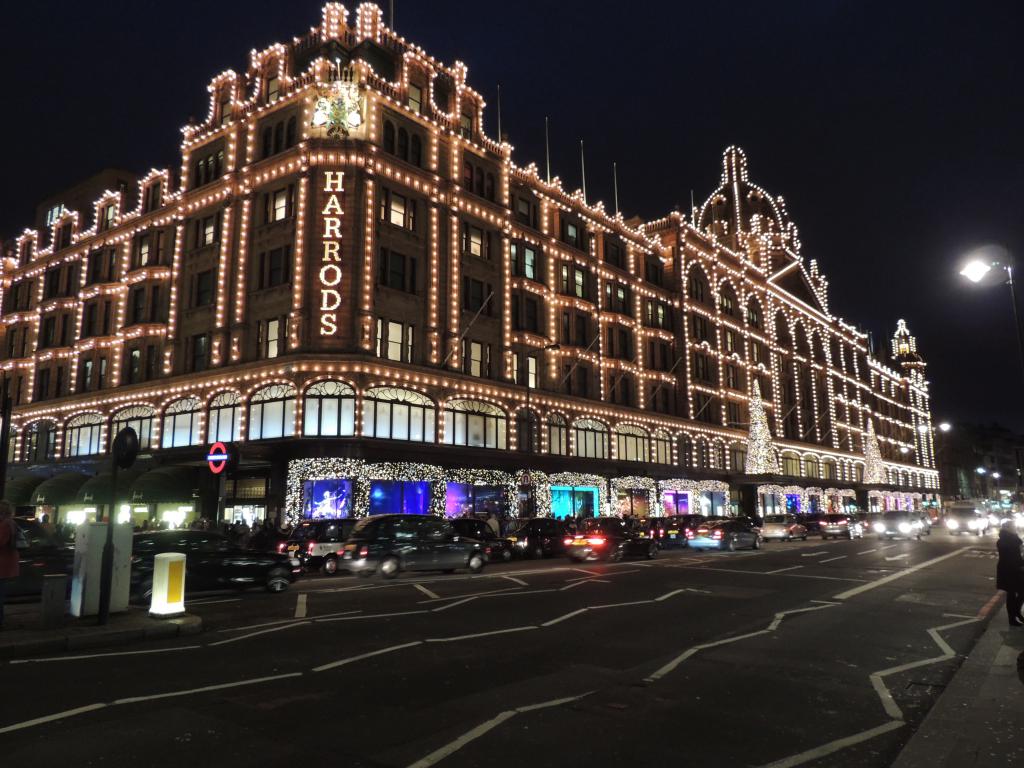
[{"left": 207, "top": 442, "right": 229, "bottom": 474}]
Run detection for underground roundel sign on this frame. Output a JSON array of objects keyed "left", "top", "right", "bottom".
[{"left": 207, "top": 442, "right": 229, "bottom": 475}]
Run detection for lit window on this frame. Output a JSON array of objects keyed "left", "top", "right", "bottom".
[
  {"left": 523, "top": 246, "right": 536, "bottom": 280},
  {"left": 460, "top": 112, "right": 472, "bottom": 137},
  {"left": 103, "top": 205, "right": 115, "bottom": 229},
  {"left": 408, "top": 84, "right": 422, "bottom": 114},
  {"left": 465, "top": 225, "right": 483, "bottom": 257},
  {"left": 272, "top": 189, "right": 289, "bottom": 222},
  {"left": 469, "top": 342, "right": 484, "bottom": 377},
  {"left": 203, "top": 217, "right": 216, "bottom": 245},
  {"left": 573, "top": 268, "right": 585, "bottom": 298},
  {"left": 389, "top": 193, "right": 406, "bottom": 227},
  {"left": 45, "top": 204, "right": 65, "bottom": 226},
  {"left": 526, "top": 355, "right": 538, "bottom": 389},
  {"left": 266, "top": 75, "right": 280, "bottom": 102},
  {"left": 265, "top": 318, "right": 281, "bottom": 359},
  {"left": 138, "top": 240, "right": 150, "bottom": 267}
]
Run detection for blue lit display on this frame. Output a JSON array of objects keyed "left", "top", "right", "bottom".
[
  {"left": 302, "top": 479, "right": 353, "bottom": 519},
  {"left": 369, "top": 480, "right": 431, "bottom": 515},
  {"left": 445, "top": 483, "right": 503, "bottom": 518},
  {"left": 551, "top": 486, "right": 598, "bottom": 519}
]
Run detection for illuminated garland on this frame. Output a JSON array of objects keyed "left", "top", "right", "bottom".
[
  {"left": 610, "top": 476, "right": 660, "bottom": 517},
  {"left": 757, "top": 484, "right": 808, "bottom": 515}
]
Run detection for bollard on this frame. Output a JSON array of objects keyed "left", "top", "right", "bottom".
[
  {"left": 149, "top": 552, "right": 186, "bottom": 618},
  {"left": 40, "top": 573, "right": 67, "bottom": 629}
]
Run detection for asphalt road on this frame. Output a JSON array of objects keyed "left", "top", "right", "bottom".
[{"left": 0, "top": 530, "right": 1002, "bottom": 768}]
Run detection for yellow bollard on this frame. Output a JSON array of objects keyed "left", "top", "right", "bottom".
[{"left": 149, "top": 552, "right": 186, "bottom": 617}]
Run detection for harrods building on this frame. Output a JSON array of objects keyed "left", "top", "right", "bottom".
[{"left": 0, "top": 3, "right": 939, "bottom": 528}]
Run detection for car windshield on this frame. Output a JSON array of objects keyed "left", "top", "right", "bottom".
[{"left": 764, "top": 515, "right": 788, "bottom": 524}]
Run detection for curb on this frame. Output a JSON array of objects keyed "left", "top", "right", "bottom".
[{"left": 0, "top": 614, "right": 203, "bottom": 660}]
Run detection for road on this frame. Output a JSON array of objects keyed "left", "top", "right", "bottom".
[{"left": 0, "top": 530, "right": 1001, "bottom": 768}]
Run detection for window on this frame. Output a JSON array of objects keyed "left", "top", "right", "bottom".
[
  {"left": 724, "top": 328, "right": 737, "bottom": 354},
  {"left": 257, "top": 246, "right": 291, "bottom": 289},
  {"left": 462, "top": 224, "right": 485, "bottom": 258},
  {"left": 614, "top": 424, "right": 649, "bottom": 462},
  {"left": 407, "top": 84, "right": 422, "bottom": 113},
  {"left": 397, "top": 128, "right": 409, "bottom": 161},
  {"left": 64, "top": 413, "right": 104, "bottom": 457},
  {"left": 102, "top": 204, "right": 116, "bottom": 230},
  {"left": 272, "top": 188, "right": 290, "bottom": 222},
  {"left": 605, "top": 283, "right": 629, "bottom": 314},
  {"left": 45, "top": 204, "right": 65, "bottom": 226},
  {"left": 690, "top": 314, "right": 709, "bottom": 342},
  {"left": 725, "top": 364, "right": 740, "bottom": 389},
  {"left": 160, "top": 397, "right": 202, "bottom": 449},
  {"left": 692, "top": 352, "right": 713, "bottom": 383},
  {"left": 79, "top": 358, "right": 93, "bottom": 392},
  {"left": 727, "top": 401, "right": 742, "bottom": 428},
  {"left": 190, "top": 334, "right": 209, "bottom": 373},
  {"left": 363, "top": 387, "right": 436, "bottom": 442},
  {"left": 573, "top": 268, "right": 586, "bottom": 299},
  {"left": 259, "top": 317, "right": 284, "bottom": 359},
  {"left": 510, "top": 295, "right": 539, "bottom": 333},
  {"left": 380, "top": 189, "right": 416, "bottom": 230},
  {"left": 35, "top": 368, "right": 50, "bottom": 400},
  {"left": 719, "top": 289, "right": 736, "bottom": 316},
  {"left": 653, "top": 431, "right": 672, "bottom": 465},
  {"left": 112, "top": 406, "right": 155, "bottom": 451},
  {"left": 462, "top": 340, "right": 490, "bottom": 378},
  {"left": 548, "top": 414, "right": 568, "bottom": 455},
  {"left": 644, "top": 257, "right": 663, "bottom": 285},
  {"left": 688, "top": 271, "right": 708, "bottom": 303},
  {"left": 248, "top": 383, "right": 296, "bottom": 440},
  {"left": 377, "top": 248, "right": 417, "bottom": 293},
  {"left": 24, "top": 421, "right": 56, "bottom": 464},
  {"left": 459, "top": 112, "right": 472, "bottom": 138},
  {"left": 143, "top": 182, "right": 162, "bottom": 213},
  {"left": 564, "top": 221, "right": 582, "bottom": 249},
  {"left": 207, "top": 391, "right": 241, "bottom": 442},
  {"left": 146, "top": 344, "right": 159, "bottom": 380},
  {"left": 266, "top": 75, "right": 280, "bottom": 102},
  {"left": 573, "top": 419, "right": 609, "bottom": 459},
  {"left": 513, "top": 354, "right": 538, "bottom": 388},
  {"left": 782, "top": 454, "right": 801, "bottom": 476},
  {"left": 730, "top": 445, "right": 747, "bottom": 471},
  {"left": 444, "top": 399, "right": 506, "bottom": 449},
  {"left": 747, "top": 301, "right": 762, "bottom": 329},
  {"left": 693, "top": 392, "right": 716, "bottom": 423},
  {"left": 605, "top": 240, "right": 624, "bottom": 268},
  {"left": 375, "top": 318, "right": 414, "bottom": 363},
  {"left": 125, "top": 348, "right": 142, "bottom": 384},
  {"left": 194, "top": 270, "right": 214, "bottom": 307},
  {"left": 383, "top": 120, "right": 396, "bottom": 154},
  {"left": 510, "top": 243, "right": 538, "bottom": 280},
  {"left": 129, "top": 287, "right": 146, "bottom": 324},
  {"left": 303, "top": 380, "right": 356, "bottom": 437},
  {"left": 98, "top": 358, "right": 108, "bottom": 389},
  {"left": 201, "top": 215, "right": 218, "bottom": 245},
  {"left": 462, "top": 278, "right": 490, "bottom": 313}
]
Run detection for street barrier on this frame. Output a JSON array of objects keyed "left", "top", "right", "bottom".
[{"left": 149, "top": 552, "right": 186, "bottom": 617}]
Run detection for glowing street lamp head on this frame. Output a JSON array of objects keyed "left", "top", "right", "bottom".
[
  {"left": 938, "top": 422, "right": 952, "bottom": 432},
  {"left": 960, "top": 260, "right": 991, "bottom": 283}
]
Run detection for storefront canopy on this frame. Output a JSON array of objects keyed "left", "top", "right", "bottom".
[
  {"left": 75, "top": 469, "right": 144, "bottom": 505},
  {"left": 4, "top": 474, "right": 47, "bottom": 506},
  {"left": 30, "top": 472, "right": 90, "bottom": 507},
  {"left": 129, "top": 467, "right": 198, "bottom": 504}
]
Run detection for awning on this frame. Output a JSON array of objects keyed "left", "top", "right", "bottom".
[
  {"left": 129, "top": 467, "right": 199, "bottom": 504},
  {"left": 75, "top": 469, "right": 144, "bottom": 505},
  {"left": 30, "top": 472, "right": 91, "bottom": 507},
  {"left": 3, "top": 474, "right": 47, "bottom": 506}
]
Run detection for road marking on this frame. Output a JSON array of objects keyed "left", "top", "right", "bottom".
[
  {"left": 216, "top": 612, "right": 360, "bottom": 633},
  {"left": 801, "top": 551, "right": 829, "bottom": 557},
  {"left": 414, "top": 583, "right": 440, "bottom": 600},
  {"left": 820, "top": 556, "right": 846, "bottom": 563},
  {"left": 810, "top": 600, "right": 842, "bottom": 605},
  {"left": 655, "top": 589, "right": 687, "bottom": 602},
  {"left": 114, "top": 672, "right": 303, "bottom": 705},
  {"left": 767, "top": 604, "right": 835, "bottom": 631},
  {"left": 0, "top": 703, "right": 109, "bottom": 735},
  {"left": 857, "top": 549, "right": 877, "bottom": 555},
  {"left": 885, "top": 554, "right": 910, "bottom": 562},
  {"left": 416, "top": 587, "right": 522, "bottom": 603},
  {"left": 502, "top": 575, "right": 528, "bottom": 586},
  {"left": 207, "top": 621, "right": 311, "bottom": 647},
  {"left": 942, "top": 612, "right": 977, "bottom": 619},
  {"left": 294, "top": 593, "right": 307, "bottom": 618},
  {"left": 833, "top": 547, "right": 971, "bottom": 600},
  {"left": 541, "top": 609, "right": 589, "bottom": 627},
  {"left": 9, "top": 645, "right": 203, "bottom": 664},
  {"left": 316, "top": 609, "right": 429, "bottom": 623},
  {"left": 755, "top": 720, "right": 904, "bottom": 768},
  {"left": 426, "top": 626, "right": 537, "bottom": 643},
  {"left": 312, "top": 641, "right": 423, "bottom": 673},
  {"left": 977, "top": 591, "right": 1001, "bottom": 618},
  {"left": 766, "top": 566, "right": 804, "bottom": 574},
  {"left": 880, "top": 544, "right": 898, "bottom": 551},
  {"left": 431, "top": 597, "right": 478, "bottom": 612},
  {"left": 186, "top": 598, "right": 242, "bottom": 606},
  {"left": 589, "top": 599, "right": 654, "bottom": 610},
  {"left": 560, "top": 579, "right": 610, "bottom": 590},
  {"left": 405, "top": 691, "right": 594, "bottom": 768},
  {"left": 572, "top": 568, "right": 602, "bottom": 576}
]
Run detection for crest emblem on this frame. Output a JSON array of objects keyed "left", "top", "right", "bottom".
[{"left": 311, "top": 75, "right": 364, "bottom": 139}]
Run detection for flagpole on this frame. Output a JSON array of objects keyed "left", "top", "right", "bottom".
[
  {"left": 580, "top": 139, "right": 587, "bottom": 203},
  {"left": 613, "top": 162, "right": 620, "bottom": 216},
  {"left": 544, "top": 117, "right": 551, "bottom": 183}
]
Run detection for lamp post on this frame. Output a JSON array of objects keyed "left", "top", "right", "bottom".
[{"left": 959, "top": 247, "right": 1024, "bottom": 388}]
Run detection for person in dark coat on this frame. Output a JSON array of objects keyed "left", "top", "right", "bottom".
[{"left": 996, "top": 522, "right": 1024, "bottom": 627}]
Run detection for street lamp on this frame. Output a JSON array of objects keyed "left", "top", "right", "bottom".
[
  {"left": 959, "top": 245, "right": 1024, "bottom": 387},
  {"left": 938, "top": 422, "right": 951, "bottom": 433},
  {"left": 976, "top": 467, "right": 987, "bottom": 475}
]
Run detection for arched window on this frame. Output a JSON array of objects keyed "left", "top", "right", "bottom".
[
  {"left": 444, "top": 399, "right": 506, "bottom": 449},
  {"left": 687, "top": 267, "right": 710, "bottom": 305},
  {"left": 248, "top": 383, "right": 296, "bottom": 440},
  {"left": 822, "top": 459, "right": 836, "bottom": 480},
  {"left": 746, "top": 298, "right": 763, "bottom": 330},
  {"left": 548, "top": 414, "right": 568, "bottom": 455},
  {"left": 729, "top": 443, "right": 747, "bottom": 471},
  {"left": 162, "top": 397, "right": 202, "bottom": 448},
  {"left": 304, "top": 380, "right": 355, "bottom": 437},
  {"left": 695, "top": 438, "right": 710, "bottom": 469},
  {"left": 653, "top": 430, "right": 672, "bottom": 465},
  {"left": 711, "top": 441, "right": 726, "bottom": 469},
  {"left": 718, "top": 283, "right": 738, "bottom": 317},
  {"left": 112, "top": 406, "right": 154, "bottom": 451},
  {"left": 804, "top": 456, "right": 820, "bottom": 478},
  {"left": 678, "top": 434, "right": 694, "bottom": 468},
  {"left": 208, "top": 392, "right": 241, "bottom": 443},
  {"left": 397, "top": 127, "right": 409, "bottom": 161},
  {"left": 362, "top": 387, "right": 435, "bottom": 442},
  {"left": 573, "top": 419, "right": 609, "bottom": 460},
  {"left": 383, "top": 120, "right": 396, "bottom": 155},
  {"left": 64, "top": 413, "right": 104, "bottom": 457},
  {"left": 23, "top": 421, "right": 56, "bottom": 464},
  {"left": 410, "top": 134, "right": 423, "bottom": 167},
  {"left": 781, "top": 452, "right": 800, "bottom": 476},
  {"left": 614, "top": 424, "right": 649, "bottom": 462},
  {"left": 516, "top": 409, "right": 539, "bottom": 452}
]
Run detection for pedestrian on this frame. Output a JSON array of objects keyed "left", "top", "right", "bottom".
[
  {"left": 486, "top": 512, "right": 500, "bottom": 537},
  {"left": 0, "top": 500, "right": 20, "bottom": 630},
  {"left": 996, "top": 522, "right": 1024, "bottom": 627}
]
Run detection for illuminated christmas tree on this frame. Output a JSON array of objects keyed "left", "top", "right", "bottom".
[
  {"left": 863, "top": 418, "right": 885, "bottom": 484},
  {"left": 744, "top": 381, "right": 780, "bottom": 474}
]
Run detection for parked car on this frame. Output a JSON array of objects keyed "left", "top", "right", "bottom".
[
  {"left": 760, "top": 515, "right": 808, "bottom": 542},
  {"left": 450, "top": 517, "right": 513, "bottom": 562},
  {"left": 8, "top": 517, "right": 74, "bottom": 598},
  {"left": 800, "top": 513, "right": 823, "bottom": 535},
  {"left": 565, "top": 517, "right": 658, "bottom": 562},
  {"left": 872, "top": 510, "right": 923, "bottom": 540},
  {"left": 686, "top": 517, "right": 762, "bottom": 551},
  {"left": 340, "top": 515, "right": 487, "bottom": 578},
  {"left": 666, "top": 514, "right": 711, "bottom": 548},
  {"left": 280, "top": 518, "right": 357, "bottom": 574},
  {"left": 506, "top": 517, "right": 569, "bottom": 559},
  {"left": 130, "top": 530, "right": 300, "bottom": 602},
  {"left": 944, "top": 506, "right": 990, "bottom": 536},
  {"left": 820, "top": 514, "right": 864, "bottom": 540}
]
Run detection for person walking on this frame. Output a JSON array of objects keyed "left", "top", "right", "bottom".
[
  {"left": 0, "top": 501, "right": 20, "bottom": 630},
  {"left": 996, "top": 521, "right": 1024, "bottom": 627},
  {"left": 486, "top": 512, "right": 501, "bottom": 537}
]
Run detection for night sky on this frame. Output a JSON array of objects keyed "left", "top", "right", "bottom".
[{"left": 2, "top": 1, "right": 1020, "bottom": 427}]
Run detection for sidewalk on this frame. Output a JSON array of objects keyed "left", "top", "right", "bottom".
[
  {"left": 0, "top": 600, "right": 202, "bottom": 659},
  {"left": 892, "top": 605, "right": 1024, "bottom": 768}
]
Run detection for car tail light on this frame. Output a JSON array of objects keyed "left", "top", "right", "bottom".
[
  {"left": 658, "top": 529, "right": 665, "bottom": 537},
  {"left": 358, "top": 545, "right": 369, "bottom": 558},
  {"left": 685, "top": 531, "right": 695, "bottom": 539},
  {"left": 485, "top": 546, "right": 492, "bottom": 555},
  {"left": 711, "top": 530, "right": 724, "bottom": 540},
  {"left": 277, "top": 542, "right": 286, "bottom": 553},
  {"left": 563, "top": 537, "right": 574, "bottom": 546},
  {"left": 587, "top": 537, "right": 606, "bottom": 546},
  {"left": 838, "top": 520, "right": 847, "bottom": 525},
  {"left": 307, "top": 541, "right": 316, "bottom": 554}
]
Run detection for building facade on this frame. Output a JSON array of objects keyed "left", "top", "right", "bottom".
[{"left": 0, "top": 3, "right": 938, "bottom": 527}]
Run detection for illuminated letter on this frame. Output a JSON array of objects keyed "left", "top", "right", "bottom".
[
  {"left": 321, "top": 194, "right": 343, "bottom": 215},
  {"left": 321, "top": 313, "right": 338, "bottom": 335},
  {"left": 320, "top": 264, "right": 342, "bottom": 287},
  {"left": 324, "top": 217, "right": 342, "bottom": 239},
  {"left": 322, "top": 241, "right": 341, "bottom": 262},
  {"left": 323, "top": 171, "right": 345, "bottom": 192},
  {"left": 321, "top": 289, "right": 342, "bottom": 311}
]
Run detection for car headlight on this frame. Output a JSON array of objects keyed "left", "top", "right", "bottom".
[
  {"left": 873, "top": 522, "right": 886, "bottom": 533},
  {"left": 968, "top": 519, "right": 979, "bottom": 530},
  {"left": 946, "top": 519, "right": 959, "bottom": 530},
  {"left": 898, "top": 522, "right": 912, "bottom": 533},
  {"left": 988, "top": 515, "right": 999, "bottom": 526}
]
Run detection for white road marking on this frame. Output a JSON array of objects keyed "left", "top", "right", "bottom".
[
  {"left": 755, "top": 720, "right": 904, "bottom": 768},
  {"left": 885, "top": 554, "right": 910, "bottom": 562},
  {"left": 216, "top": 612, "right": 360, "bottom": 633},
  {"left": 541, "top": 609, "right": 589, "bottom": 627},
  {"left": 316, "top": 609, "right": 429, "bottom": 623},
  {"left": 880, "top": 544, "right": 898, "bottom": 551},
  {"left": 186, "top": 598, "right": 242, "bottom": 606},
  {"left": 431, "top": 597, "right": 478, "bottom": 612},
  {"left": 801, "top": 551, "right": 830, "bottom": 557},
  {"left": 9, "top": 645, "right": 202, "bottom": 664},
  {"left": 572, "top": 568, "right": 602, "bottom": 576},
  {"left": 114, "top": 672, "right": 303, "bottom": 705},
  {"left": 560, "top": 579, "right": 610, "bottom": 590},
  {"left": 588, "top": 600, "right": 654, "bottom": 610},
  {"left": 502, "top": 575, "right": 528, "bottom": 586},
  {"left": 766, "top": 566, "right": 804, "bottom": 574},
  {"left": 942, "top": 612, "right": 977, "bottom": 619},
  {"left": 819, "top": 556, "right": 846, "bottom": 563},
  {"left": 294, "top": 593, "right": 307, "bottom": 618},
  {"left": 426, "top": 626, "right": 537, "bottom": 643},
  {"left": 417, "top": 587, "right": 521, "bottom": 603},
  {"left": 810, "top": 600, "right": 842, "bottom": 605},
  {"left": 207, "top": 621, "right": 311, "bottom": 647},
  {"left": 767, "top": 604, "right": 835, "bottom": 631},
  {"left": 313, "top": 641, "right": 423, "bottom": 673},
  {"left": 833, "top": 547, "right": 970, "bottom": 600},
  {"left": 414, "top": 583, "right": 440, "bottom": 600},
  {"left": 857, "top": 549, "right": 877, "bottom": 555},
  {"left": 0, "top": 703, "right": 109, "bottom": 735},
  {"left": 655, "top": 589, "right": 687, "bottom": 602}
]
